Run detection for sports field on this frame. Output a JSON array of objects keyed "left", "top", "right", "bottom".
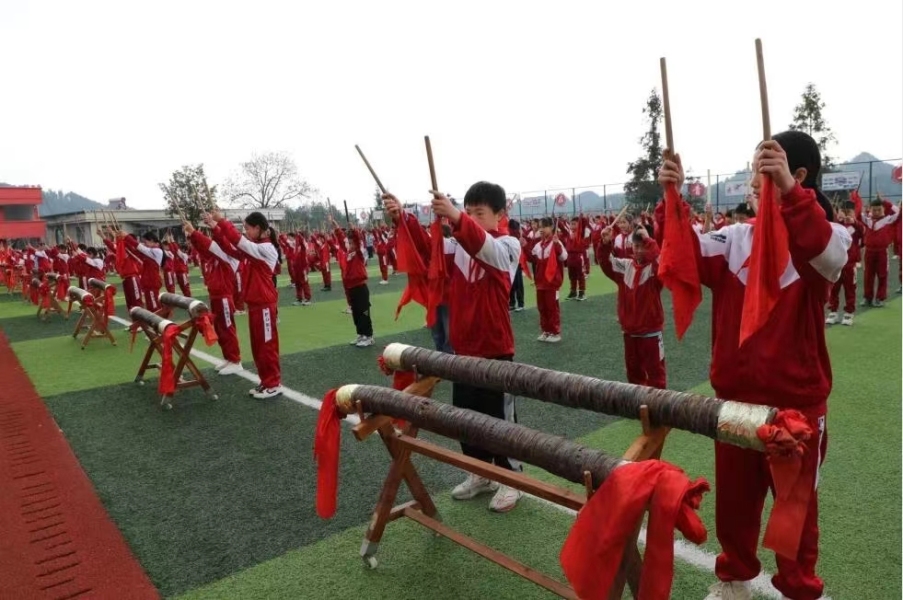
[{"left": 0, "top": 262, "right": 900, "bottom": 599}]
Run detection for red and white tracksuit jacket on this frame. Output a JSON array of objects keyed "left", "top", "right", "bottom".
[{"left": 530, "top": 237, "right": 567, "bottom": 335}]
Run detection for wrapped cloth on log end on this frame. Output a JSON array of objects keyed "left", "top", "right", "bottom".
[
  {"left": 314, "top": 384, "right": 710, "bottom": 600},
  {"left": 130, "top": 306, "right": 181, "bottom": 395},
  {"left": 88, "top": 278, "right": 116, "bottom": 316},
  {"left": 46, "top": 272, "right": 59, "bottom": 283},
  {"left": 381, "top": 343, "right": 801, "bottom": 452},
  {"left": 158, "top": 293, "right": 217, "bottom": 345},
  {"left": 68, "top": 286, "right": 95, "bottom": 306}
]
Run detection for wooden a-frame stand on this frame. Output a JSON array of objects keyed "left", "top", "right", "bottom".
[
  {"left": 70, "top": 302, "right": 116, "bottom": 349},
  {"left": 132, "top": 318, "right": 216, "bottom": 410},
  {"left": 37, "top": 294, "right": 67, "bottom": 322},
  {"left": 351, "top": 379, "right": 670, "bottom": 599}
]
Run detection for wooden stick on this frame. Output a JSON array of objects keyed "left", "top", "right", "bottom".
[
  {"left": 355, "top": 144, "right": 387, "bottom": 194},
  {"left": 425, "top": 135, "right": 439, "bottom": 193},
  {"left": 660, "top": 57, "right": 674, "bottom": 152},
  {"left": 755, "top": 38, "right": 771, "bottom": 140}
]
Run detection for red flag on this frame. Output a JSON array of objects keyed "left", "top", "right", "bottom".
[
  {"left": 314, "top": 389, "right": 343, "bottom": 518},
  {"left": 739, "top": 177, "right": 788, "bottom": 346},
  {"left": 393, "top": 213, "right": 431, "bottom": 320},
  {"left": 519, "top": 247, "right": 533, "bottom": 281},
  {"left": 657, "top": 185, "right": 702, "bottom": 339},
  {"left": 543, "top": 239, "right": 559, "bottom": 283},
  {"left": 850, "top": 189, "right": 863, "bottom": 217},
  {"left": 560, "top": 460, "right": 709, "bottom": 600}
]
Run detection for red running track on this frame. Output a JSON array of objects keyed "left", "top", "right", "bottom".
[{"left": 0, "top": 330, "right": 159, "bottom": 600}]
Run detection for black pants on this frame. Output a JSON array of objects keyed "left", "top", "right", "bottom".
[
  {"left": 348, "top": 284, "right": 373, "bottom": 337},
  {"left": 509, "top": 265, "right": 524, "bottom": 308},
  {"left": 451, "top": 356, "right": 521, "bottom": 471}
]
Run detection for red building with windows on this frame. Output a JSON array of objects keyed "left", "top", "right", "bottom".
[{"left": 0, "top": 186, "right": 46, "bottom": 241}]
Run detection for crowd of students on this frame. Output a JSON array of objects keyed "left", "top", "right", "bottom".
[{"left": 0, "top": 131, "right": 899, "bottom": 599}]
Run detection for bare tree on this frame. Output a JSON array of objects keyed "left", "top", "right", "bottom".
[{"left": 223, "top": 152, "right": 315, "bottom": 209}]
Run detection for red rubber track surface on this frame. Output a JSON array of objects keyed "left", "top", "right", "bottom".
[{"left": 0, "top": 330, "right": 160, "bottom": 600}]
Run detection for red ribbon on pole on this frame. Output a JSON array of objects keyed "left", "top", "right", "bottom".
[{"left": 158, "top": 325, "right": 180, "bottom": 396}]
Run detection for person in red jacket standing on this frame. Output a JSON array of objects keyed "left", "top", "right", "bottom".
[
  {"left": 210, "top": 211, "right": 281, "bottom": 399},
  {"left": 658, "top": 130, "right": 851, "bottom": 600},
  {"left": 185, "top": 219, "right": 243, "bottom": 376},
  {"left": 387, "top": 181, "right": 523, "bottom": 513},
  {"left": 98, "top": 228, "right": 144, "bottom": 310},
  {"left": 374, "top": 228, "right": 390, "bottom": 285},
  {"left": 331, "top": 216, "right": 373, "bottom": 347},
  {"left": 161, "top": 233, "right": 178, "bottom": 294},
  {"left": 530, "top": 217, "right": 567, "bottom": 343},
  {"left": 48, "top": 244, "right": 71, "bottom": 301},
  {"left": 598, "top": 224, "right": 665, "bottom": 388},
  {"left": 122, "top": 231, "right": 164, "bottom": 312},
  {"left": 170, "top": 240, "right": 192, "bottom": 297},
  {"left": 564, "top": 216, "right": 590, "bottom": 301},
  {"left": 826, "top": 201, "right": 864, "bottom": 326},
  {"left": 291, "top": 232, "right": 312, "bottom": 306},
  {"left": 860, "top": 196, "right": 900, "bottom": 307}
]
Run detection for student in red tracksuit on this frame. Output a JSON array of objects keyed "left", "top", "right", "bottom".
[
  {"left": 280, "top": 234, "right": 297, "bottom": 289},
  {"left": 168, "top": 241, "right": 192, "bottom": 297},
  {"left": 860, "top": 197, "right": 900, "bottom": 307},
  {"left": 374, "top": 229, "right": 390, "bottom": 285},
  {"left": 385, "top": 182, "right": 523, "bottom": 513},
  {"left": 332, "top": 217, "right": 373, "bottom": 347},
  {"left": 122, "top": 232, "right": 164, "bottom": 311},
  {"left": 826, "top": 202, "right": 863, "bottom": 326},
  {"left": 67, "top": 240, "right": 89, "bottom": 290},
  {"left": 611, "top": 214, "right": 634, "bottom": 259},
  {"left": 161, "top": 234, "right": 178, "bottom": 294},
  {"left": 530, "top": 217, "right": 567, "bottom": 343},
  {"left": 291, "top": 232, "right": 312, "bottom": 306},
  {"left": 98, "top": 229, "right": 144, "bottom": 310},
  {"left": 658, "top": 131, "right": 851, "bottom": 600},
  {"left": 48, "top": 245, "right": 71, "bottom": 301},
  {"left": 212, "top": 211, "right": 281, "bottom": 400},
  {"left": 314, "top": 235, "right": 333, "bottom": 292},
  {"left": 564, "top": 217, "right": 589, "bottom": 301},
  {"left": 84, "top": 248, "right": 105, "bottom": 281},
  {"left": 598, "top": 224, "right": 665, "bottom": 389},
  {"left": 184, "top": 220, "right": 243, "bottom": 376}
]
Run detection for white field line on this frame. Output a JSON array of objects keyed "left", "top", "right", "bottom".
[
  {"left": 109, "top": 315, "right": 832, "bottom": 599},
  {"left": 108, "top": 315, "right": 360, "bottom": 425}
]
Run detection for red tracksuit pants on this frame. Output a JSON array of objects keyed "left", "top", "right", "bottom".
[
  {"left": 623, "top": 332, "right": 666, "bottom": 389},
  {"left": 234, "top": 272, "right": 246, "bottom": 311},
  {"left": 536, "top": 289, "right": 561, "bottom": 335},
  {"left": 248, "top": 303, "right": 280, "bottom": 388},
  {"left": 177, "top": 273, "right": 191, "bottom": 297},
  {"left": 715, "top": 406, "right": 827, "bottom": 600},
  {"left": 828, "top": 264, "right": 856, "bottom": 314},
  {"left": 378, "top": 253, "right": 389, "bottom": 281},
  {"left": 211, "top": 296, "right": 241, "bottom": 364},
  {"left": 567, "top": 264, "right": 585, "bottom": 293},
  {"left": 164, "top": 270, "right": 176, "bottom": 294},
  {"left": 320, "top": 266, "right": 332, "bottom": 289},
  {"left": 294, "top": 265, "right": 312, "bottom": 301},
  {"left": 863, "top": 248, "right": 888, "bottom": 301},
  {"left": 54, "top": 276, "right": 70, "bottom": 301},
  {"left": 143, "top": 285, "right": 160, "bottom": 312},
  {"left": 122, "top": 275, "right": 144, "bottom": 311}
]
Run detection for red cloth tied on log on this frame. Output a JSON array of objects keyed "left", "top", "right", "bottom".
[
  {"left": 560, "top": 460, "right": 710, "bottom": 600},
  {"left": 194, "top": 314, "right": 218, "bottom": 346},
  {"left": 314, "top": 389, "right": 344, "bottom": 518},
  {"left": 104, "top": 285, "right": 116, "bottom": 318},
  {"left": 739, "top": 176, "right": 789, "bottom": 347},
  {"left": 756, "top": 409, "right": 815, "bottom": 561},
  {"left": 157, "top": 325, "right": 181, "bottom": 396},
  {"left": 38, "top": 281, "right": 51, "bottom": 309},
  {"left": 657, "top": 184, "right": 702, "bottom": 340}
]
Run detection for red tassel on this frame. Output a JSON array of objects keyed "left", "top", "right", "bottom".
[
  {"left": 560, "top": 460, "right": 709, "bottom": 600},
  {"left": 158, "top": 325, "right": 179, "bottom": 396},
  {"left": 757, "top": 410, "right": 815, "bottom": 560},
  {"left": 314, "top": 389, "right": 344, "bottom": 519},
  {"left": 195, "top": 314, "right": 219, "bottom": 346},
  {"left": 104, "top": 285, "right": 116, "bottom": 317},
  {"left": 739, "top": 177, "right": 789, "bottom": 346},
  {"left": 376, "top": 355, "right": 393, "bottom": 376},
  {"left": 657, "top": 184, "right": 702, "bottom": 339}
]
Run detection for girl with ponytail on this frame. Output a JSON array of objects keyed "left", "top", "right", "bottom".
[{"left": 212, "top": 210, "right": 282, "bottom": 400}]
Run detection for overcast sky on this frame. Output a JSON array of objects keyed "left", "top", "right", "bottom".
[{"left": 2, "top": 0, "right": 901, "bottom": 211}]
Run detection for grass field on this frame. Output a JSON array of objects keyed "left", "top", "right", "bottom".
[{"left": 0, "top": 260, "right": 900, "bottom": 600}]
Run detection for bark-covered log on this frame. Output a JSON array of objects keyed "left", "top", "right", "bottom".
[
  {"left": 159, "top": 293, "right": 209, "bottom": 319},
  {"left": 68, "top": 286, "right": 94, "bottom": 305},
  {"left": 129, "top": 307, "right": 177, "bottom": 335}
]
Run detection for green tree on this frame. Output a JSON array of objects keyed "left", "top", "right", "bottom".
[
  {"left": 789, "top": 83, "right": 836, "bottom": 169},
  {"left": 624, "top": 89, "right": 665, "bottom": 210},
  {"left": 373, "top": 185, "right": 384, "bottom": 209},
  {"left": 159, "top": 164, "right": 217, "bottom": 226}
]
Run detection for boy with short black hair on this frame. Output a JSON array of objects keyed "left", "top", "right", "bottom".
[
  {"left": 826, "top": 201, "right": 863, "bottom": 326},
  {"left": 860, "top": 196, "right": 900, "bottom": 307},
  {"left": 384, "top": 181, "right": 523, "bottom": 513}
]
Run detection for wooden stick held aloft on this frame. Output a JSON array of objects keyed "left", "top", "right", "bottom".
[
  {"left": 355, "top": 145, "right": 387, "bottom": 194},
  {"left": 660, "top": 57, "right": 674, "bottom": 153},
  {"left": 425, "top": 135, "right": 439, "bottom": 193},
  {"left": 755, "top": 38, "right": 771, "bottom": 140}
]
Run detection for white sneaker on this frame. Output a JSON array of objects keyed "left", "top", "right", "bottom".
[
  {"left": 252, "top": 386, "right": 283, "bottom": 400},
  {"left": 451, "top": 474, "right": 498, "bottom": 500},
  {"left": 214, "top": 361, "right": 226, "bottom": 372},
  {"left": 537, "top": 332, "right": 549, "bottom": 342},
  {"left": 234, "top": 310, "right": 246, "bottom": 316},
  {"left": 545, "top": 334, "right": 561, "bottom": 343},
  {"left": 841, "top": 312, "right": 854, "bottom": 326},
  {"left": 343, "top": 306, "right": 352, "bottom": 315},
  {"left": 249, "top": 384, "right": 264, "bottom": 396},
  {"left": 703, "top": 581, "right": 752, "bottom": 600},
  {"left": 355, "top": 336, "right": 374, "bottom": 348},
  {"left": 349, "top": 335, "right": 364, "bottom": 346},
  {"left": 292, "top": 300, "right": 305, "bottom": 306},
  {"left": 378, "top": 280, "right": 389, "bottom": 285},
  {"left": 301, "top": 300, "right": 311, "bottom": 306},
  {"left": 514, "top": 306, "right": 524, "bottom": 312},
  {"left": 218, "top": 362, "right": 243, "bottom": 376},
  {"left": 825, "top": 311, "right": 839, "bottom": 325},
  {"left": 488, "top": 485, "right": 523, "bottom": 513}
]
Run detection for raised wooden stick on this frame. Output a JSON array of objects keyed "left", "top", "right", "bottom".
[
  {"left": 755, "top": 38, "right": 771, "bottom": 140},
  {"left": 355, "top": 144, "right": 387, "bottom": 194},
  {"left": 660, "top": 57, "right": 674, "bottom": 152},
  {"left": 425, "top": 135, "right": 439, "bottom": 193}
]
